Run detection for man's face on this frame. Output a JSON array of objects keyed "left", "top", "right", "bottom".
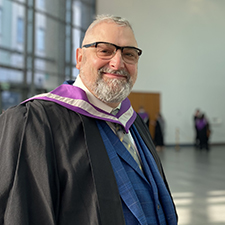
[{"left": 76, "top": 22, "right": 139, "bottom": 107}]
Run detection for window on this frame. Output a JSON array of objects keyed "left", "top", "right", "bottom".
[
  {"left": 37, "top": 0, "right": 45, "bottom": 9},
  {"left": 17, "top": 17, "right": 24, "bottom": 43},
  {"left": 74, "top": 1, "right": 81, "bottom": 27},
  {"left": 0, "top": 0, "right": 95, "bottom": 111},
  {"left": 37, "top": 28, "right": 45, "bottom": 51},
  {"left": 0, "top": 8, "right": 3, "bottom": 35}
]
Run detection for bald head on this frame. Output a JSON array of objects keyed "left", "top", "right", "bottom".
[{"left": 82, "top": 15, "right": 135, "bottom": 46}]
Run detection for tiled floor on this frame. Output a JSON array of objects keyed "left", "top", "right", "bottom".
[{"left": 157, "top": 145, "right": 225, "bottom": 225}]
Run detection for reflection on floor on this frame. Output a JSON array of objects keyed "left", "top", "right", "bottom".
[{"left": 157, "top": 145, "right": 225, "bottom": 225}]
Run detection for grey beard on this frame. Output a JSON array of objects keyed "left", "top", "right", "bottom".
[{"left": 93, "top": 68, "right": 133, "bottom": 103}]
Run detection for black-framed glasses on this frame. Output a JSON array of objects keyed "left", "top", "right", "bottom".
[{"left": 82, "top": 41, "right": 142, "bottom": 64}]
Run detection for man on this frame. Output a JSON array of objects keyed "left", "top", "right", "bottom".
[
  {"left": 0, "top": 15, "right": 177, "bottom": 225},
  {"left": 138, "top": 106, "right": 150, "bottom": 127},
  {"left": 193, "top": 109, "right": 201, "bottom": 148}
]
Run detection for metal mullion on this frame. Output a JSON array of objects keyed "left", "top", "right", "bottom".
[
  {"left": 30, "top": 0, "right": 36, "bottom": 96},
  {"left": 0, "top": 46, "right": 56, "bottom": 63},
  {"left": 0, "top": 46, "right": 23, "bottom": 55},
  {"left": 0, "top": 63, "right": 24, "bottom": 71},
  {"left": 69, "top": 0, "right": 73, "bottom": 80},
  {"left": 23, "top": 0, "right": 28, "bottom": 100}
]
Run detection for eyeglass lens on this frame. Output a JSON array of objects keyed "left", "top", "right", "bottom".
[{"left": 96, "top": 43, "right": 139, "bottom": 64}]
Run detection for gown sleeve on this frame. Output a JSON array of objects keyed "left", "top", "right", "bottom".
[{"left": 0, "top": 102, "right": 59, "bottom": 225}]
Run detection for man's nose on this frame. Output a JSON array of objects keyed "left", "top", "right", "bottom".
[{"left": 109, "top": 50, "right": 125, "bottom": 69}]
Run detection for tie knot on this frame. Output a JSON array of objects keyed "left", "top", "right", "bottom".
[
  {"left": 111, "top": 108, "right": 119, "bottom": 116},
  {"left": 115, "top": 123, "right": 125, "bottom": 134}
]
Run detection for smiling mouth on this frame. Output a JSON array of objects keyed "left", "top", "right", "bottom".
[
  {"left": 98, "top": 67, "right": 130, "bottom": 82},
  {"left": 103, "top": 72, "right": 127, "bottom": 79}
]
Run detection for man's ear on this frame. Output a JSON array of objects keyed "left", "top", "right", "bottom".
[{"left": 76, "top": 48, "right": 82, "bottom": 69}]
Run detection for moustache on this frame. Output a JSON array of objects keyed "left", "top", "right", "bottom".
[{"left": 98, "top": 67, "right": 130, "bottom": 78}]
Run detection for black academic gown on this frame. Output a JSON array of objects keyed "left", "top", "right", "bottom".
[{"left": 0, "top": 100, "right": 175, "bottom": 225}]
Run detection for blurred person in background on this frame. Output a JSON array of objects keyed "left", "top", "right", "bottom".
[
  {"left": 196, "top": 113, "right": 211, "bottom": 150},
  {"left": 193, "top": 109, "right": 201, "bottom": 148},
  {"left": 154, "top": 112, "right": 165, "bottom": 152},
  {"left": 138, "top": 105, "right": 150, "bottom": 127}
]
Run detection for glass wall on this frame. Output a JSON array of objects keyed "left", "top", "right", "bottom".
[{"left": 0, "top": 0, "right": 95, "bottom": 111}]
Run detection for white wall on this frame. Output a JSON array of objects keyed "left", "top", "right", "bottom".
[{"left": 97, "top": 0, "right": 225, "bottom": 145}]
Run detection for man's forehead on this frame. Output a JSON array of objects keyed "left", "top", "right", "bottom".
[{"left": 83, "top": 21, "right": 137, "bottom": 46}]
